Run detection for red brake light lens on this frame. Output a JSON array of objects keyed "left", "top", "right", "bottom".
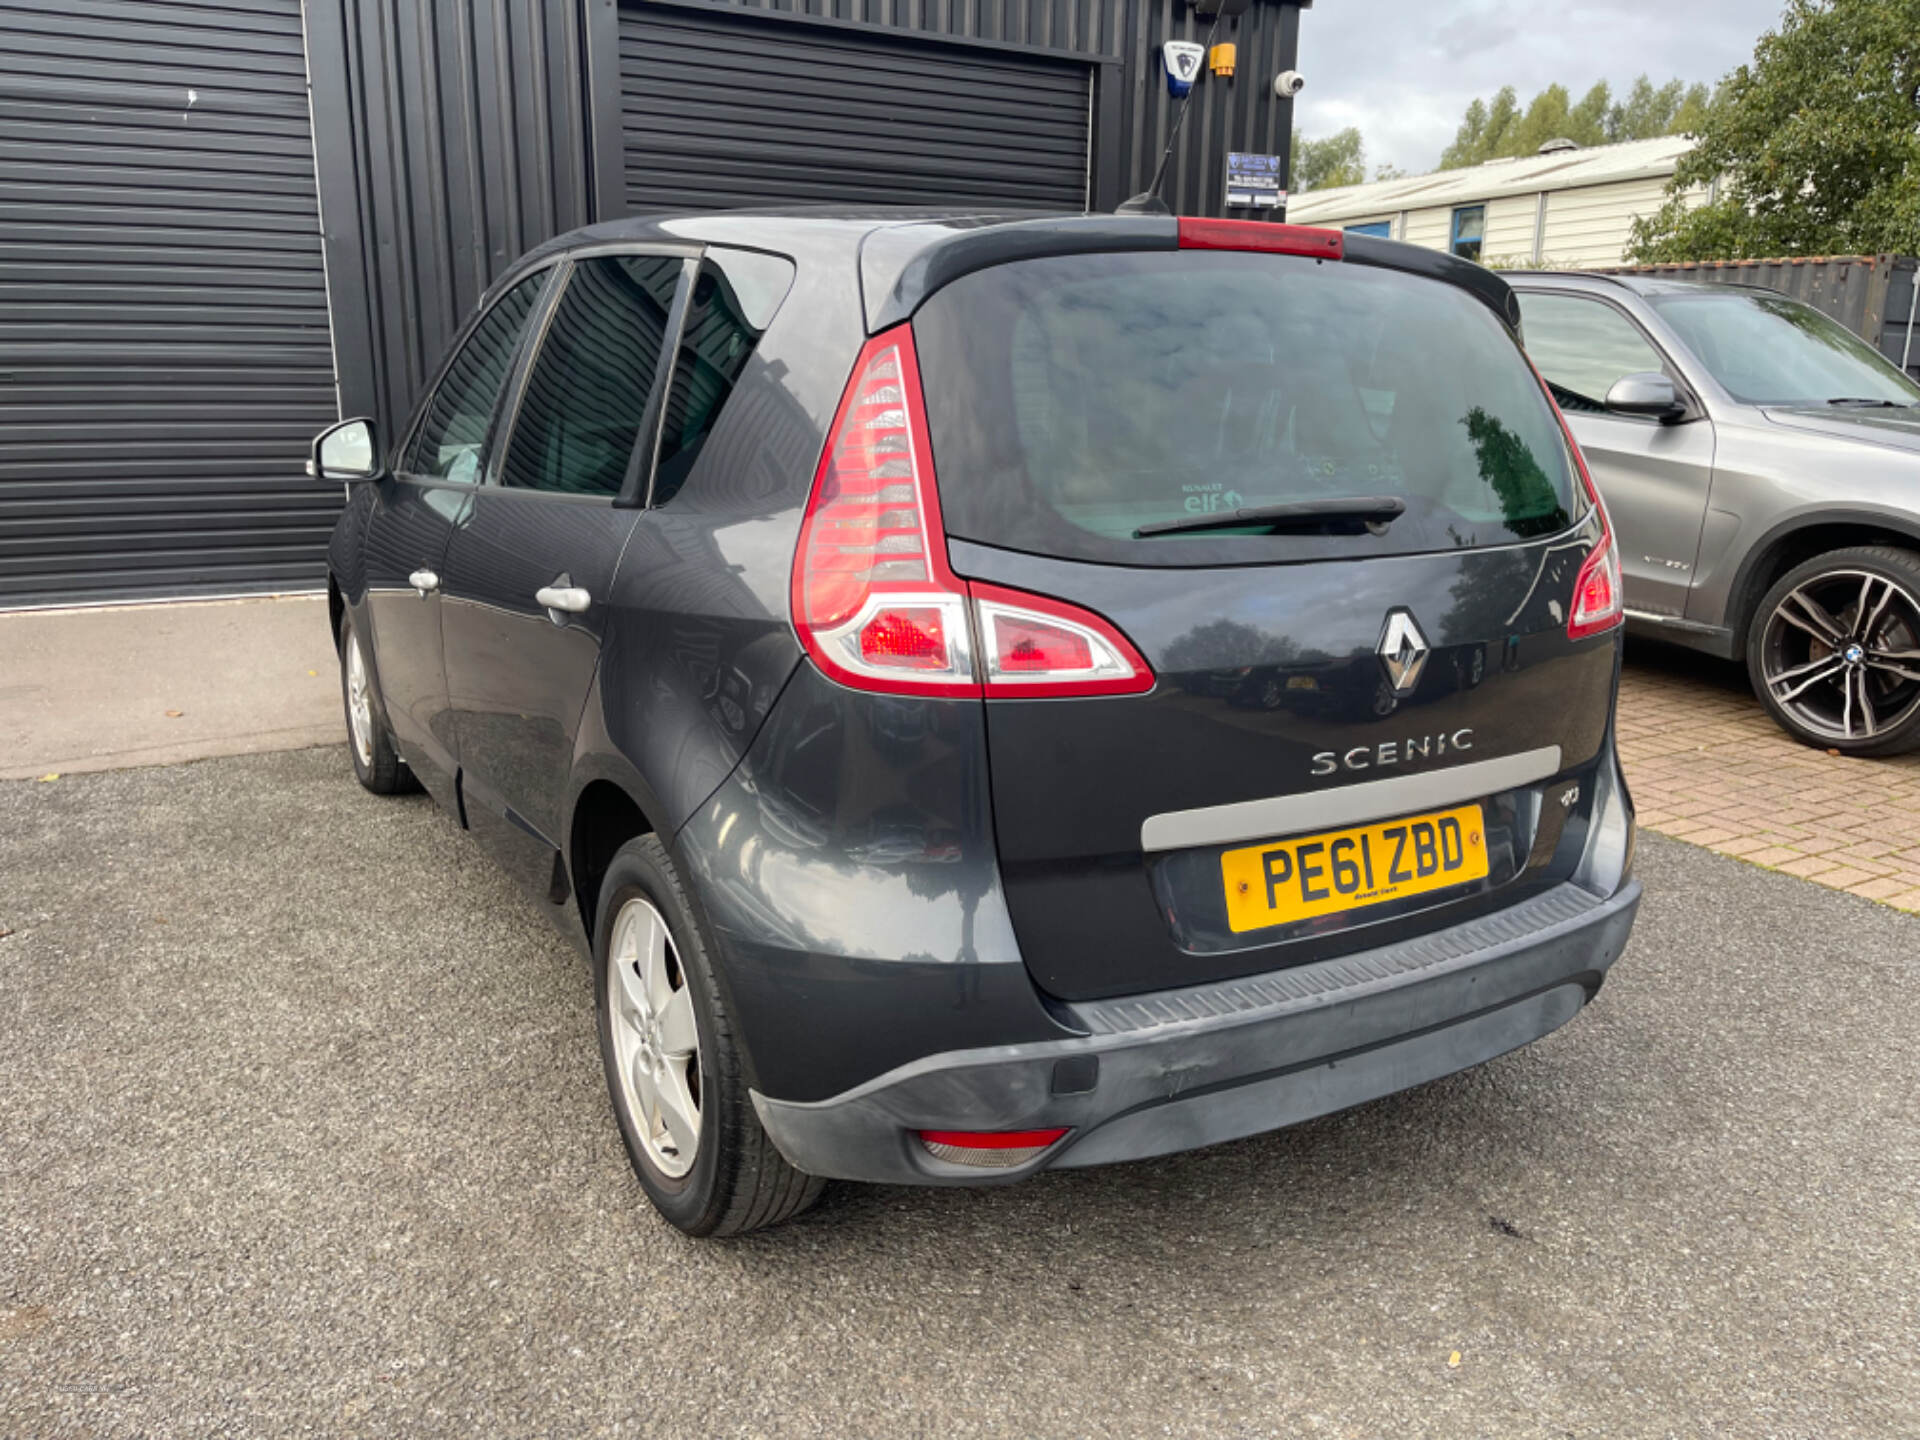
[
  {"left": 857, "top": 606, "right": 948, "bottom": 668},
  {"left": 792, "top": 327, "right": 1155, "bottom": 699},
  {"left": 1177, "top": 218, "right": 1344, "bottom": 260}
]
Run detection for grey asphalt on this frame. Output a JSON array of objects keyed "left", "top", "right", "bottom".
[{"left": 2, "top": 750, "right": 1915, "bottom": 1439}]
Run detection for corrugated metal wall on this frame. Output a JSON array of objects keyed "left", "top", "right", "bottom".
[
  {"left": 1601, "top": 255, "right": 1920, "bottom": 381},
  {"left": 617, "top": 6, "right": 1093, "bottom": 211},
  {"left": 608, "top": 0, "right": 1302, "bottom": 214},
  {"left": 621, "top": 0, "right": 1128, "bottom": 53},
  {"left": 0, "top": 0, "right": 339, "bottom": 604},
  {"left": 305, "top": 0, "right": 594, "bottom": 444},
  {"left": 1115, "top": 0, "right": 1299, "bottom": 215}
]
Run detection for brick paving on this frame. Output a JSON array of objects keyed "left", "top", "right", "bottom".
[{"left": 1617, "top": 640, "right": 1920, "bottom": 909}]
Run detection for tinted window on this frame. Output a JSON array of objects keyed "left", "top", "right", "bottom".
[
  {"left": 1647, "top": 291, "right": 1920, "bottom": 407},
  {"left": 1520, "top": 293, "right": 1668, "bottom": 411},
  {"left": 500, "top": 255, "right": 683, "bottom": 497},
  {"left": 408, "top": 272, "right": 546, "bottom": 482},
  {"left": 914, "top": 251, "right": 1576, "bottom": 566},
  {"left": 1450, "top": 206, "right": 1485, "bottom": 262},
  {"left": 649, "top": 253, "right": 792, "bottom": 506}
]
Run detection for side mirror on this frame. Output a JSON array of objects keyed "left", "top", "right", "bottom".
[
  {"left": 308, "top": 417, "right": 385, "bottom": 482},
  {"left": 1604, "top": 372, "right": 1685, "bottom": 422}
]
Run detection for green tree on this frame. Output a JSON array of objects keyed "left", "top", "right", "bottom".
[
  {"left": 1290, "top": 127, "right": 1367, "bottom": 192},
  {"left": 1629, "top": 0, "right": 1920, "bottom": 260},
  {"left": 1668, "top": 82, "right": 1715, "bottom": 136},
  {"left": 1440, "top": 74, "right": 1714, "bottom": 169},
  {"left": 1568, "top": 81, "right": 1613, "bottom": 146}
]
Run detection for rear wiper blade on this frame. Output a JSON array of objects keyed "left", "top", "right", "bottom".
[{"left": 1134, "top": 496, "right": 1407, "bottom": 539}]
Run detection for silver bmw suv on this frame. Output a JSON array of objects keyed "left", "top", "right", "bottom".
[{"left": 1513, "top": 273, "right": 1920, "bottom": 755}]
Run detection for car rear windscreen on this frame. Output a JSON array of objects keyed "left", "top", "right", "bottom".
[{"left": 913, "top": 250, "right": 1578, "bottom": 566}]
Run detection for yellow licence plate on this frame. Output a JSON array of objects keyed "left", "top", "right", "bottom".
[{"left": 1220, "top": 803, "right": 1489, "bottom": 933}]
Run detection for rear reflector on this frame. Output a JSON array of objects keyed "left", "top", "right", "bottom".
[
  {"left": 1177, "top": 218, "right": 1343, "bottom": 260},
  {"left": 918, "top": 1128, "right": 1070, "bottom": 1168}
]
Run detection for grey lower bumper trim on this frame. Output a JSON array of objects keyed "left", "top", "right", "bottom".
[
  {"left": 751, "top": 877, "right": 1640, "bottom": 1185},
  {"left": 1139, "top": 745, "right": 1563, "bottom": 852}
]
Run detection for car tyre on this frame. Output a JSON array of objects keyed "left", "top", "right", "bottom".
[
  {"left": 1748, "top": 545, "right": 1920, "bottom": 757},
  {"left": 593, "top": 834, "right": 824, "bottom": 1237},
  {"left": 338, "top": 614, "right": 416, "bottom": 794}
]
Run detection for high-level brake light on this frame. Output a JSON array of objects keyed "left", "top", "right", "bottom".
[
  {"left": 791, "top": 326, "right": 1155, "bottom": 698},
  {"left": 1176, "top": 218, "right": 1344, "bottom": 260}
]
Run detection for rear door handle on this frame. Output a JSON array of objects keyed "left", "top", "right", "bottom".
[
  {"left": 535, "top": 583, "right": 592, "bottom": 614},
  {"left": 408, "top": 568, "right": 439, "bottom": 595}
]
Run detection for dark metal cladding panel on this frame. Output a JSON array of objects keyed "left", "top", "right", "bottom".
[
  {"left": 307, "top": 0, "right": 594, "bottom": 448},
  {"left": 617, "top": 5, "right": 1093, "bottom": 212},
  {"left": 1117, "top": 0, "right": 1302, "bottom": 217},
  {"left": 0, "top": 0, "right": 340, "bottom": 604}
]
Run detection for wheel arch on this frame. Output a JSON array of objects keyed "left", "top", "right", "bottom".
[
  {"left": 1727, "top": 509, "right": 1920, "bottom": 648},
  {"left": 568, "top": 775, "right": 666, "bottom": 946}
]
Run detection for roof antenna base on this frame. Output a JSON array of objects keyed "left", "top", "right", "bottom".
[{"left": 1115, "top": 192, "right": 1173, "bottom": 217}]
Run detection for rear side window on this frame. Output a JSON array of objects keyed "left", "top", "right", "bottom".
[
  {"left": 913, "top": 251, "right": 1577, "bottom": 566},
  {"left": 649, "top": 250, "right": 793, "bottom": 507},
  {"left": 501, "top": 254, "right": 682, "bottom": 497}
]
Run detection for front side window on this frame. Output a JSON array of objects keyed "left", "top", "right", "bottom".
[
  {"left": 1450, "top": 206, "right": 1485, "bottom": 262},
  {"left": 913, "top": 250, "right": 1577, "bottom": 566},
  {"left": 1520, "top": 293, "right": 1669, "bottom": 412},
  {"left": 1646, "top": 291, "right": 1920, "bottom": 408},
  {"left": 500, "top": 254, "right": 684, "bottom": 498},
  {"left": 407, "top": 272, "right": 547, "bottom": 483}
]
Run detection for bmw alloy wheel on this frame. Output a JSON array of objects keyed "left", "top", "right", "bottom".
[
  {"left": 606, "top": 897, "right": 702, "bottom": 1178},
  {"left": 1759, "top": 568, "right": 1920, "bottom": 744}
]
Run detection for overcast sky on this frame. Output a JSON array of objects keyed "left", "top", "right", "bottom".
[{"left": 1292, "top": 0, "right": 1788, "bottom": 176}]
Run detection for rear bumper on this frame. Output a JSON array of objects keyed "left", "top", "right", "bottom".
[{"left": 752, "top": 873, "right": 1641, "bottom": 1184}]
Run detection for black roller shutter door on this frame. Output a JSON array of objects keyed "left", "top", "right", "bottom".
[
  {"left": 0, "top": 0, "right": 339, "bottom": 606},
  {"left": 619, "top": 8, "right": 1090, "bottom": 212}
]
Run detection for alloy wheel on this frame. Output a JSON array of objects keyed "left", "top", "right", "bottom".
[
  {"left": 1760, "top": 569, "right": 1920, "bottom": 743},
  {"left": 345, "top": 632, "right": 375, "bottom": 769},
  {"left": 607, "top": 897, "right": 702, "bottom": 1179}
]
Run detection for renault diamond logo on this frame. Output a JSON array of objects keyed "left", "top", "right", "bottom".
[{"left": 1378, "top": 609, "right": 1429, "bottom": 695}]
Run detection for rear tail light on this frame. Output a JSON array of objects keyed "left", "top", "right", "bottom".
[
  {"left": 1530, "top": 360, "right": 1624, "bottom": 642},
  {"left": 918, "top": 1128, "right": 1069, "bottom": 1168},
  {"left": 793, "top": 326, "right": 1155, "bottom": 698},
  {"left": 1567, "top": 529, "right": 1623, "bottom": 639},
  {"left": 974, "top": 583, "right": 1152, "bottom": 697},
  {"left": 1177, "top": 218, "right": 1344, "bottom": 260},
  {"left": 791, "top": 327, "right": 974, "bottom": 696}
]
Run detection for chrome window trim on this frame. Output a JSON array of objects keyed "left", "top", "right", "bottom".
[{"left": 1139, "top": 746, "right": 1565, "bottom": 853}]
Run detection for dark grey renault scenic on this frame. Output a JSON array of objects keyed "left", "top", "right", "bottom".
[{"left": 315, "top": 212, "right": 1640, "bottom": 1236}]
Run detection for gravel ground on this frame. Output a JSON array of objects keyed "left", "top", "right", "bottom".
[{"left": 2, "top": 748, "right": 1915, "bottom": 1439}]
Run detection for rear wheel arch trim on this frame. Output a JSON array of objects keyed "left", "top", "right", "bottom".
[{"left": 1727, "top": 510, "right": 1920, "bottom": 644}]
